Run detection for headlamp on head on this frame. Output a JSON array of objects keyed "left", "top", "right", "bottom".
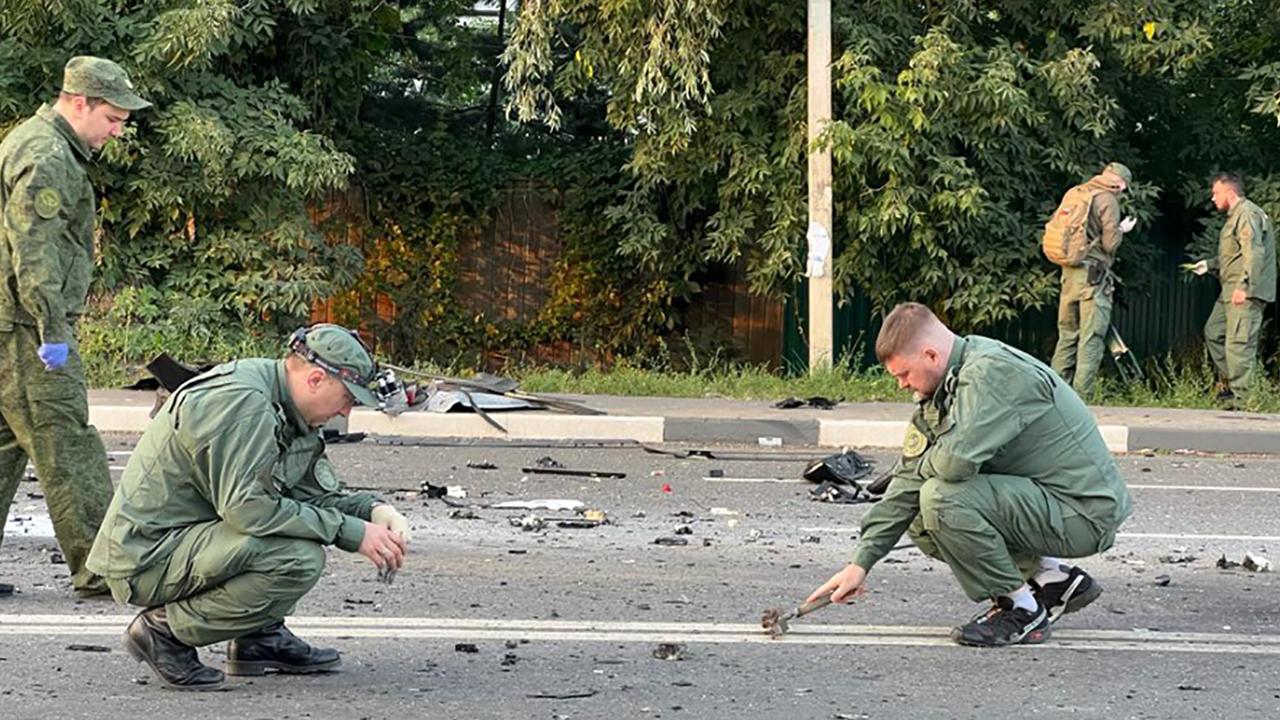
[{"left": 287, "top": 327, "right": 409, "bottom": 416}]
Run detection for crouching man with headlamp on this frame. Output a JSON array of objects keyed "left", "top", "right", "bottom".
[{"left": 87, "top": 324, "right": 411, "bottom": 690}]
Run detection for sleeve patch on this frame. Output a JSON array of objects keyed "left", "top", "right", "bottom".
[{"left": 34, "top": 187, "right": 62, "bottom": 219}]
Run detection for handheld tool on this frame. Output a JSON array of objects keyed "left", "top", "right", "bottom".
[{"left": 760, "top": 594, "right": 833, "bottom": 638}]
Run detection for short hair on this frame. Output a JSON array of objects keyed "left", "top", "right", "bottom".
[
  {"left": 57, "top": 92, "right": 104, "bottom": 109},
  {"left": 1211, "top": 172, "right": 1245, "bottom": 197},
  {"left": 876, "top": 302, "right": 940, "bottom": 362}
]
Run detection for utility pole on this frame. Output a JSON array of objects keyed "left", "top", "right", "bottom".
[{"left": 806, "top": 0, "right": 834, "bottom": 371}]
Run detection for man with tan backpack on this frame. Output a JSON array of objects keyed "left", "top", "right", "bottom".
[{"left": 1044, "top": 162, "right": 1137, "bottom": 396}]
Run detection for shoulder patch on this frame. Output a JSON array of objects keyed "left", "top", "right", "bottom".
[
  {"left": 34, "top": 187, "right": 62, "bottom": 219},
  {"left": 902, "top": 425, "right": 929, "bottom": 458}
]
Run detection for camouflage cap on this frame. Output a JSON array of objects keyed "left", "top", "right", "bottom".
[
  {"left": 61, "top": 56, "right": 151, "bottom": 111},
  {"left": 297, "top": 324, "right": 379, "bottom": 407},
  {"left": 1102, "top": 162, "right": 1133, "bottom": 186}
]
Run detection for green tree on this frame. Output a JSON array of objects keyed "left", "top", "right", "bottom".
[
  {"left": 505, "top": 0, "right": 1280, "bottom": 333},
  {"left": 0, "top": 0, "right": 378, "bottom": 337}
]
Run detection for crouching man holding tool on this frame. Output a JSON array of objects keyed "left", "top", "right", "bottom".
[
  {"left": 87, "top": 324, "right": 412, "bottom": 689},
  {"left": 807, "top": 303, "right": 1132, "bottom": 647}
]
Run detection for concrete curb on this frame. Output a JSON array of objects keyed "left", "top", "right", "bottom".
[{"left": 87, "top": 405, "right": 1275, "bottom": 455}]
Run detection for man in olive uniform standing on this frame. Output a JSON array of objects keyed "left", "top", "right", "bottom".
[
  {"left": 1187, "top": 173, "right": 1276, "bottom": 406},
  {"left": 809, "top": 303, "right": 1132, "bottom": 647},
  {"left": 0, "top": 57, "right": 151, "bottom": 597},
  {"left": 1050, "top": 162, "right": 1138, "bottom": 396},
  {"left": 88, "top": 325, "right": 413, "bottom": 690}
]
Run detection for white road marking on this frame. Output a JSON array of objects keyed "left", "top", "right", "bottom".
[
  {"left": 1126, "top": 484, "right": 1280, "bottom": 493},
  {"left": 706, "top": 478, "right": 1280, "bottom": 493},
  {"left": 2, "top": 614, "right": 1277, "bottom": 655},
  {"left": 798, "top": 527, "right": 1280, "bottom": 542},
  {"left": 1118, "top": 532, "right": 1280, "bottom": 542}
]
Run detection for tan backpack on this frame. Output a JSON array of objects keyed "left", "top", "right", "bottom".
[{"left": 1042, "top": 185, "right": 1106, "bottom": 267}]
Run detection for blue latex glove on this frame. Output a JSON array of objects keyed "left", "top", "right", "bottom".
[{"left": 37, "top": 342, "right": 69, "bottom": 370}]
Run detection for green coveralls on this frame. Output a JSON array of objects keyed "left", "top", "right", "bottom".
[
  {"left": 1051, "top": 177, "right": 1124, "bottom": 396},
  {"left": 853, "top": 336, "right": 1133, "bottom": 601},
  {"left": 0, "top": 105, "right": 112, "bottom": 591},
  {"left": 1202, "top": 199, "right": 1276, "bottom": 402},
  {"left": 86, "top": 359, "right": 378, "bottom": 647}
]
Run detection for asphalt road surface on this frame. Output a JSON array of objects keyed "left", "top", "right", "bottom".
[{"left": 3, "top": 433, "right": 1279, "bottom": 719}]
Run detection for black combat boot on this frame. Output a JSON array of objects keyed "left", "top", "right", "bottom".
[
  {"left": 225, "top": 622, "right": 341, "bottom": 676},
  {"left": 123, "top": 607, "right": 225, "bottom": 690}
]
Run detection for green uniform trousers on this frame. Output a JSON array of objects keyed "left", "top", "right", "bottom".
[
  {"left": 1204, "top": 298, "right": 1266, "bottom": 401},
  {"left": 906, "top": 474, "right": 1117, "bottom": 601},
  {"left": 1051, "top": 269, "right": 1112, "bottom": 396},
  {"left": 105, "top": 520, "right": 327, "bottom": 647},
  {"left": 0, "top": 325, "right": 111, "bottom": 591}
]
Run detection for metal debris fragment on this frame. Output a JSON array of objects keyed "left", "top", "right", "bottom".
[{"left": 652, "top": 643, "right": 686, "bottom": 661}]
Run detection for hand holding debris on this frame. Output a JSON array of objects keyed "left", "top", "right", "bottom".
[
  {"left": 372, "top": 503, "right": 412, "bottom": 542},
  {"left": 761, "top": 595, "right": 834, "bottom": 638},
  {"left": 807, "top": 563, "right": 868, "bottom": 605},
  {"left": 359, "top": 521, "right": 407, "bottom": 573}
]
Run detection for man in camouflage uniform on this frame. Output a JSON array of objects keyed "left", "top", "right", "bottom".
[
  {"left": 88, "top": 325, "right": 412, "bottom": 690},
  {"left": 809, "top": 303, "right": 1132, "bottom": 647},
  {"left": 1187, "top": 172, "right": 1276, "bottom": 406},
  {"left": 0, "top": 57, "right": 150, "bottom": 597},
  {"left": 1050, "top": 162, "right": 1138, "bottom": 397}
]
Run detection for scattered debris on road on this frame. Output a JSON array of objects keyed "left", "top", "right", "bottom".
[
  {"left": 510, "top": 514, "right": 546, "bottom": 531},
  {"left": 454, "top": 643, "right": 479, "bottom": 653},
  {"left": 654, "top": 537, "right": 689, "bottom": 546},
  {"left": 527, "top": 689, "right": 599, "bottom": 700},
  {"left": 66, "top": 644, "right": 112, "bottom": 653},
  {"left": 652, "top": 643, "right": 687, "bottom": 661},
  {"left": 761, "top": 595, "right": 833, "bottom": 638},
  {"left": 1243, "top": 552, "right": 1272, "bottom": 572},
  {"left": 803, "top": 450, "right": 874, "bottom": 486},
  {"left": 449, "top": 508, "right": 480, "bottom": 520},
  {"left": 774, "top": 396, "right": 838, "bottom": 410},
  {"left": 809, "top": 481, "right": 873, "bottom": 505},
  {"left": 420, "top": 482, "right": 467, "bottom": 499},
  {"left": 521, "top": 464, "right": 627, "bottom": 479},
  {"left": 1217, "top": 552, "right": 1272, "bottom": 572},
  {"left": 1154, "top": 574, "right": 1172, "bottom": 586},
  {"left": 1159, "top": 549, "right": 1197, "bottom": 564},
  {"left": 466, "top": 460, "right": 498, "bottom": 470},
  {"left": 492, "top": 499, "right": 585, "bottom": 512}
]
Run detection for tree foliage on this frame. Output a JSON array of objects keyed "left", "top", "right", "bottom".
[
  {"left": 506, "top": 0, "right": 1280, "bottom": 332},
  {"left": 0, "top": 0, "right": 381, "bottom": 334}
]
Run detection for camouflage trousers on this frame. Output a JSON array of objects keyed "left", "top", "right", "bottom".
[
  {"left": 907, "top": 474, "right": 1119, "bottom": 602},
  {"left": 1051, "top": 267, "right": 1113, "bottom": 397},
  {"left": 106, "top": 521, "right": 326, "bottom": 647},
  {"left": 0, "top": 323, "right": 111, "bottom": 592},
  {"left": 1204, "top": 297, "right": 1267, "bottom": 402}
]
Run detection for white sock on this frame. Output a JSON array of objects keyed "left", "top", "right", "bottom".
[
  {"left": 1004, "top": 584, "right": 1038, "bottom": 613},
  {"left": 1034, "top": 557, "right": 1070, "bottom": 585}
]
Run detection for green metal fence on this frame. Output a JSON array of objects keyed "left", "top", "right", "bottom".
[{"left": 783, "top": 250, "right": 1235, "bottom": 376}]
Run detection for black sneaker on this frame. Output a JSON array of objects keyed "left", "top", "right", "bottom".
[
  {"left": 1031, "top": 565, "right": 1102, "bottom": 623},
  {"left": 951, "top": 597, "right": 1050, "bottom": 647}
]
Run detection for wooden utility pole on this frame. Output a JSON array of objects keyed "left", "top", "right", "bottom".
[{"left": 806, "top": 0, "right": 834, "bottom": 371}]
